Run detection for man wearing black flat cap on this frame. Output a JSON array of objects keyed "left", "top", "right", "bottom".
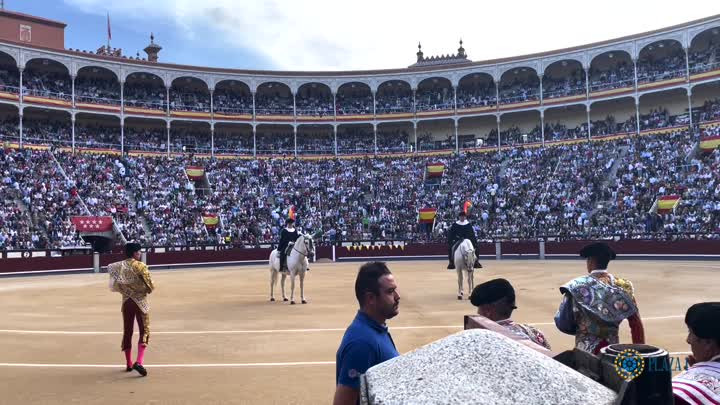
[
  {"left": 471, "top": 278, "right": 551, "bottom": 349},
  {"left": 554, "top": 242, "right": 645, "bottom": 354},
  {"left": 108, "top": 242, "right": 154, "bottom": 377},
  {"left": 672, "top": 302, "right": 720, "bottom": 405}
]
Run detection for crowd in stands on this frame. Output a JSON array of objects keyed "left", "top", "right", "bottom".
[
  {"left": 0, "top": 148, "right": 85, "bottom": 249},
  {"left": 6, "top": 48, "right": 720, "bottom": 118},
  {"left": 295, "top": 94, "right": 333, "bottom": 116},
  {"left": 697, "top": 98, "right": 720, "bottom": 122},
  {"left": 588, "top": 63, "right": 635, "bottom": 92},
  {"left": 639, "top": 108, "right": 690, "bottom": 131},
  {"left": 501, "top": 125, "right": 541, "bottom": 145},
  {"left": 499, "top": 78, "right": 540, "bottom": 104},
  {"left": 544, "top": 123, "right": 587, "bottom": 142},
  {"left": 0, "top": 68, "right": 20, "bottom": 93},
  {"left": 689, "top": 39, "right": 720, "bottom": 74},
  {"left": 75, "top": 76, "right": 120, "bottom": 105},
  {"left": 456, "top": 84, "right": 496, "bottom": 109},
  {"left": 123, "top": 83, "right": 166, "bottom": 110},
  {"left": 637, "top": 53, "right": 686, "bottom": 83},
  {"left": 542, "top": 72, "right": 586, "bottom": 99},
  {"left": 123, "top": 155, "right": 208, "bottom": 245},
  {"left": 22, "top": 120, "right": 71, "bottom": 145},
  {"left": 590, "top": 115, "right": 637, "bottom": 137},
  {"left": 169, "top": 129, "right": 212, "bottom": 154},
  {"left": 213, "top": 130, "right": 253, "bottom": 155},
  {"left": 124, "top": 126, "right": 167, "bottom": 152},
  {"left": 416, "top": 88, "right": 453, "bottom": 111},
  {"left": 256, "top": 132, "right": 294, "bottom": 154},
  {"left": 214, "top": 88, "right": 253, "bottom": 115},
  {"left": 1, "top": 150, "right": 34, "bottom": 249},
  {"left": 375, "top": 92, "right": 413, "bottom": 114},
  {"left": 75, "top": 123, "right": 119, "bottom": 149},
  {"left": 296, "top": 132, "right": 335, "bottom": 154},
  {"left": 255, "top": 93, "right": 293, "bottom": 115},
  {"left": 597, "top": 130, "right": 717, "bottom": 236},
  {"left": 1, "top": 96, "right": 720, "bottom": 249},
  {"left": 0, "top": 119, "right": 18, "bottom": 143},
  {"left": 56, "top": 152, "right": 147, "bottom": 243},
  {"left": 336, "top": 92, "right": 373, "bottom": 115},
  {"left": 23, "top": 70, "right": 71, "bottom": 100},
  {"left": 170, "top": 91, "right": 210, "bottom": 112}
]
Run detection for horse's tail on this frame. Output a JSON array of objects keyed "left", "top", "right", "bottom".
[{"left": 269, "top": 249, "right": 278, "bottom": 271}]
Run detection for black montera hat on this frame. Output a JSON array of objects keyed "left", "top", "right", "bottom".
[
  {"left": 579, "top": 242, "right": 616, "bottom": 261},
  {"left": 470, "top": 278, "right": 515, "bottom": 307},
  {"left": 125, "top": 242, "right": 142, "bottom": 258}
]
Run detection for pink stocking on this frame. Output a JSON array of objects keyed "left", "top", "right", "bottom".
[
  {"left": 136, "top": 344, "right": 147, "bottom": 365},
  {"left": 124, "top": 349, "right": 132, "bottom": 368}
]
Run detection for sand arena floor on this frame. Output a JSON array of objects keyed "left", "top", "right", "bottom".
[{"left": 1, "top": 259, "right": 718, "bottom": 404}]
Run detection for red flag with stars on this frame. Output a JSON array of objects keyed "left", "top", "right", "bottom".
[{"left": 71, "top": 216, "right": 113, "bottom": 232}]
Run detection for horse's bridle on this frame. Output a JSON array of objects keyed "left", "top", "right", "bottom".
[
  {"left": 292, "top": 236, "right": 314, "bottom": 258},
  {"left": 463, "top": 245, "right": 475, "bottom": 269}
]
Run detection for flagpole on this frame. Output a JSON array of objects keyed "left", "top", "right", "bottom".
[{"left": 107, "top": 12, "right": 111, "bottom": 49}]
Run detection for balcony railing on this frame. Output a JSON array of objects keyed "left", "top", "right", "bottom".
[
  {"left": 124, "top": 99, "right": 166, "bottom": 110},
  {"left": 255, "top": 106, "right": 294, "bottom": 115},
  {"left": 690, "top": 61, "right": 720, "bottom": 75},
  {"left": 295, "top": 107, "right": 333, "bottom": 117},
  {"left": 589, "top": 78, "right": 634, "bottom": 92},
  {"left": 0, "top": 84, "right": 20, "bottom": 94},
  {"left": 75, "top": 95, "right": 121, "bottom": 106},
  {"left": 170, "top": 103, "right": 210, "bottom": 113},
  {"left": 213, "top": 105, "right": 253, "bottom": 115},
  {"left": 456, "top": 97, "right": 496, "bottom": 109},
  {"left": 23, "top": 88, "right": 72, "bottom": 101},
  {"left": 416, "top": 101, "right": 454, "bottom": 112},
  {"left": 375, "top": 105, "right": 413, "bottom": 114},
  {"left": 637, "top": 68, "right": 686, "bottom": 84},
  {"left": 498, "top": 92, "right": 540, "bottom": 105},
  {"left": 543, "top": 86, "right": 586, "bottom": 99}
]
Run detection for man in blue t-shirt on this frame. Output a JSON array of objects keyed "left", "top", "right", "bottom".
[{"left": 333, "top": 262, "right": 400, "bottom": 405}]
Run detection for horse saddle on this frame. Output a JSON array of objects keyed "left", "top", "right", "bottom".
[
  {"left": 451, "top": 240, "right": 463, "bottom": 258},
  {"left": 284, "top": 242, "right": 295, "bottom": 257}
]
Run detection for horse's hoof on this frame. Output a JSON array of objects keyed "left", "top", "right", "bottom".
[
  {"left": 283, "top": 298, "right": 288, "bottom": 302},
  {"left": 302, "top": 300, "right": 307, "bottom": 304},
  {"left": 457, "top": 295, "right": 463, "bottom": 300},
  {"left": 270, "top": 297, "right": 275, "bottom": 302},
  {"left": 290, "top": 301, "right": 296, "bottom": 305}
]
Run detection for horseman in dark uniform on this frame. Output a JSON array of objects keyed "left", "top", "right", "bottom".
[
  {"left": 278, "top": 218, "right": 300, "bottom": 272},
  {"left": 447, "top": 211, "right": 482, "bottom": 269}
]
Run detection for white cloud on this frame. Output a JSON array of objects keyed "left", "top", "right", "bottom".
[{"left": 64, "top": 0, "right": 719, "bottom": 71}]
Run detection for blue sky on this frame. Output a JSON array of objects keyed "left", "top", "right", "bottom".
[
  {"left": 5, "top": 0, "right": 719, "bottom": 72},
  {"left": 9, "top": 0, "right": 272, "bottom": 70}
]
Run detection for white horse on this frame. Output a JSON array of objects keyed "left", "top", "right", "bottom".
[
  {"left": 454, "top": 239, "right": 477, "bottom": 300},
  {"left": 269, "top": 233, "right": 315, "bottom": 304}
]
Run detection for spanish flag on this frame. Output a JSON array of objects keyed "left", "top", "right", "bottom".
[
  {"left": 418, "top": 208, "right": 437, "bottom": 224},
  {"left": 186, "top": 166, "right": 205, "bottom": 180},
  {"left": 463, "top": 200, "right": 472, "bottom": 215},
  {"left": 288, "top": 206, "right": 296, "bottom": 220},
  {"left": 700, "top": 135, "right": 720, "bottom": 153},
  {"left": 426, "top": 163, "right": 445, "bottom": 178},
  {"left": 202, "top": 213, "right": 219, "bottom": 228},
  {"left": 656, "top": 195, "right": 681, "bottom": 213}
]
